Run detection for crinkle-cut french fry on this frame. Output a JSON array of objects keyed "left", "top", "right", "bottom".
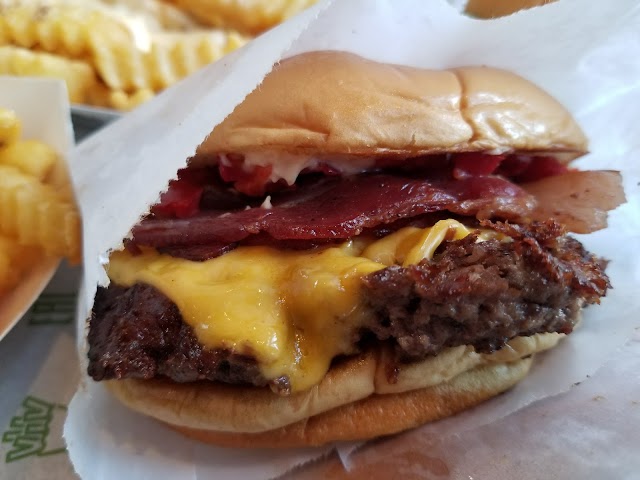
[
  {"left": 164, "top": 0, "right": 316, "bottom": 34},
  {"left": 0, "top": 233, "right": 41, "bottom": 294},
  {"left": 86, "top": 82, "right": 153, "bottom": 111},
  {"left": 0, "top": 165, "right": 81, "bottom": 264},
  {"left": 84, "top": 80, "right": 112, "bottom": 109},
  {"left": 0, "top": 46, "right": 97, "bottom": 103},
  {"left": 89, "top": 40, "right": 150, "bottom": 92},
  {"left": 94, "top": 0, "right": 200, "bottom": 32},
  {"left": 108, "top": 88, "right": 154, "bottom": 111},
  {"left": 0, "top": 139, "right": 57, "bottom": 181},
  {"left": 0, "top": 16, "right": 8, "bottom": 44},
  {"left": 45, "top": 156, "right": 74, "bottom": 201},
  {"left": 0, "top": 107, "right": 21, "bottom": 147},
  {"left": 0, "top": 3, "right": 134, "bottom": 58},
  {"left": 147, "top": 31, "right": 246, "bottom": 90},
  {"left": 91, "top": 30, "right": 246, "bottom": 92},
  {"left": 0, "top": 236, "right": 15, "bottom": 293},
  {"left": 0, "top": 244, "right": 11, "bottom": 293},
  {"left": 0, "top": 3, "right": 36, "bottom": 48}
]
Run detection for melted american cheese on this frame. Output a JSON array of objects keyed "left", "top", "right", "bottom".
[{"left": 107, "top": 220, "right": 503, "bottom": 392}]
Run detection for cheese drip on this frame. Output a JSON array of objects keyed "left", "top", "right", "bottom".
[{"left": 108, "top": 220, "right": 503, "bottom": 392}]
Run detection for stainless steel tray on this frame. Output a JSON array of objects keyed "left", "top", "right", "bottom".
[{"left": 71, "top": 105, "right": 120, "bottom": 142}]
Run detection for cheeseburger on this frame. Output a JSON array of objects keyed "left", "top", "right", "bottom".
[{"left": 87, "top": 51, "right": 624, "bottom": 447}]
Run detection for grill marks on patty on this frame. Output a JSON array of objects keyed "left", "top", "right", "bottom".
[{"left": 87, "top": 221, "right": 610, "bottom": 389}]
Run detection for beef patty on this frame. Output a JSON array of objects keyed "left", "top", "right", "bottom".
[
  {"left": 87, "top": 284, "right": 268, "bottom": 387},
  {"left": 361, "top": 220, "right": 609, "bottom": 360},
  {"left": 87, "top": 221, "right": 609, "bottom": 390}
]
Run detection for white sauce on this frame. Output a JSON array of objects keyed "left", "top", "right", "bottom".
[
  {"left": 239, "top": 152, "right": 377, "bottom": 185},
  {"left": 260, "top": 195, "right": 273, "bottom": 210}
]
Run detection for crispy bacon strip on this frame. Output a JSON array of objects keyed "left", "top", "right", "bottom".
[
  {"left": 131, "top": 174, "right": 535, "bottom": 250},
  {"left": 524, "top": 170, "right": 625, "bottom": 234}
]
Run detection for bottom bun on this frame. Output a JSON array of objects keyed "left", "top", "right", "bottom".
[
  {"left": 170, "top": 358, "right": 532, "bottom": 448},
  {"left": 106, "top": 333, "right": 560, "bottom": 440},
  {"left": 111, "top": 356, "right": 533, "bottom": 448}
]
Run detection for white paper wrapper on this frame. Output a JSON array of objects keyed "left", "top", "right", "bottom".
[
  {"left": 0, "top": 77, "right": 74, "bottom": 342},
  {"left": 284, "top": 336, "right": 640, "bottom": 479},
  {"left": 65, "top": 0, "right": 640, "bottom": 478}
]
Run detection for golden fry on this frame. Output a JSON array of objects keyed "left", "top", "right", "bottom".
[
  {"left": 0, "top": 139, "right": 57, "bottom": 181},
  {"left": 0, "top": 2, "right": 252, "bottom": 108},
  {"left": 164, "top": 0, "right": 317, "bottom": 34},
  {"left": 0, "top": 239, "right": 12, "bottom": 293},
  {"left": 108, "top": 88, "right": 155, "bottom": 111},
  {"left": 90, "top": 41, "right": 150, "bottom": 92},
  {"left": 0, "top": 3, "right": 37, "bottom": 48},
  {"left": 96, "top": 0, "right": 200, "bottom": 31},
  {"left": 0, "top": 107, "right": 21, "bottom": 146},
  {"left": 147, "top": 31, "right": 247, "bottom": 90},
  {"left": 0, "top": 233, "right": 41, "bottom": 294},
  {"left": 91, "top": 30, "right": 246, "bottom": 93},
  {"left": 84, "top": 81, "right": 112, "bottom": 109},
  {"left": 0, "top": 15, "right": 8, "bottom": 44},
  {"left": 0, "top": 3, "right": 134, "bottom": 58},
  {"left": 0, "top": 165, "right": 81, "bottom": 264},
  {"left": 0, "top": 46, "right": 97, "bottom": 103},
  {"left": 87, "top": 82, "right": 154, "bottom": 110}
]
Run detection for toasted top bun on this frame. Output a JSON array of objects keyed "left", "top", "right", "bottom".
[
  {"left": 106, "top": 332, "right": 562, "bottom": 434},
  {"left": 199, "top": 51, "right": 587, "bottom": 161}
]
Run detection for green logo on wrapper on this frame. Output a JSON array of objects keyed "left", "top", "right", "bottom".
[
  {"left": 2, "top": 396, "right": 67, "bottom": 462},
  {"left": 28, "top": 294, "right": 76, "bottom": 325}
]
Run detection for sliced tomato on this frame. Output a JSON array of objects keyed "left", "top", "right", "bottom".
[
  {"left": 175, "top": 167, "right": 213, "bottom": 185},
  {"left": 218, "top": 160, "right": 273, "bottom": 196},
  {"left": 151, "top": 168, "right": 213, "bottom": 218},
  {"left": 513, "top": 156, "right": 569, "bottom": 183},
  {"left": 152, "top": 180, "right": 203, "bottom": 218},
  {"left": 496, "top": 155, "right": 531, "bottom": 178},
  {"left": 452, "top": 152, "right": 505, "bottom": 179}
]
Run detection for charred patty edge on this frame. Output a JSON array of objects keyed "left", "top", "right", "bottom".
[{"left": 87, "top": 221, "right": 610, "bottom": 389}]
